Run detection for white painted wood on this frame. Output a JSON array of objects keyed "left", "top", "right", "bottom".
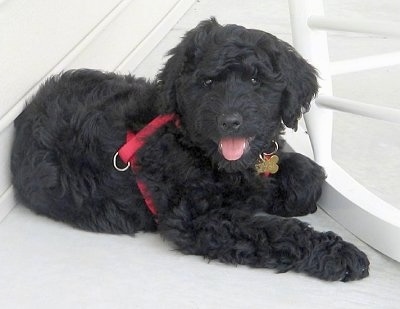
[
  {"left": 67, "top": 0, "right": 195, "bottom": 71},
  {"left": 0, "top": 187, "right": 14, "bottom": 224},
  {"left": 331, "top": 51, "right": 400, "bottom": 75},
  {"left": 0, "top": 0, "right": 124, "bottom": 120},
  {"left": 316, "top": 95, "right": 400, "bottom": 124},
  {"left": 288, "top": 0, "right": 333, "bottom": 166},
  {"left": 308, "top": 15, "right": 400, "bottom": 38},
  {"left": 285, "top": 127, "right": 400, "bottom": 261},
  {"left": 322, "top": 162, "right": 400, "bottom": 261},
  {"left": 115, "top": 0, "right": 195, "bottom": 71},
  {"left": 0, "top": 125, "right": 13, "bottom": 196},
  {"left": 288, "top": 0, "right": 400, "bottom": 261},
  {"left": 0, "top": 0, "right": 131, "bottom": 133}
]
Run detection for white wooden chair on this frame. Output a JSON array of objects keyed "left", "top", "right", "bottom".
[{"left": 287, "top": 0, "right": 400, "bottom": 261}]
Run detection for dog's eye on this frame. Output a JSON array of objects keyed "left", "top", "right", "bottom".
[
  {"left": 251, "top": 77, "right": 259, "bottom": 85},
  {"left": 203, "top": 79, "right": 213, "bottom": 87}
]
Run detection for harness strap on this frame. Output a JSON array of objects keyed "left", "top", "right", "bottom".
[{"left": 116, "top": 114, "right": 177, "bottom": 216}]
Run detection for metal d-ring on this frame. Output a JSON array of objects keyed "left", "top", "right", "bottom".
[
  {"left": 264, "top": 140, "right": 279, "bottom": 156},
  {"left": 113, "top": 152, "right": 130, "bottom": 172}
]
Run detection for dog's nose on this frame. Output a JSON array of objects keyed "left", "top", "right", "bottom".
[{"left": 218, "top": 113, "right": 243, "bottom": 132}]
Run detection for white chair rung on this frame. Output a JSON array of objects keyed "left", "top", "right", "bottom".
[
  {"left": 316, "top": 95, "right": 400, "bottom": 124},
  {"left": 308, "top": 15, "right": 400, "bottom": 38},
  {"left": 331, "top": 51, "right": 400, "bottom": 75}
]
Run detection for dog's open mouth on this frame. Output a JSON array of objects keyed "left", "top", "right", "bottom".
[{"left": 219, "top": 137, "right": 252, "bottom": 161}]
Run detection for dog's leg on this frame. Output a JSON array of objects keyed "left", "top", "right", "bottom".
[
  {"left": 158, "top": 207, "right": 369, "bottom": 281},
  {"left": 268, "top": 152, "right": 326, "bottom": 217}
]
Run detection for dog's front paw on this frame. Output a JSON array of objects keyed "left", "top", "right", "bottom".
[
  {"left": 272, "top": 153, "right": 325, "bottom": 217},
  {"left": 304, "top": 233, "right": 369, "bottom": 281},
  {"left": 337, "top": 241, "right": 369, "bottom": 282}
]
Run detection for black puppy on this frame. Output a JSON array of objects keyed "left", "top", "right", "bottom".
[{"left": 11, "top": 18, "right": 369, "bottom": 281}]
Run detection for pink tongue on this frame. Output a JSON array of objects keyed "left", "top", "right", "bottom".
[{"left": 219, "top": 137, "right": 247, "bottom": 161}]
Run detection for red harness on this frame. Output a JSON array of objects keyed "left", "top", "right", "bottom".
[
  {"left": 116, "top": 114, "right": 177, "bottom": 216},
  {"left": 115, "top": 114, "right": 275, "bottom": 217}
]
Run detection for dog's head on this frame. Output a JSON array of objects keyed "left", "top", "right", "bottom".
[{"left": 158, "top": 18, "right": 318, "bottom": 172}]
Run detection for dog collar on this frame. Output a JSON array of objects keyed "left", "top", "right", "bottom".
[{"left": 114, "top": 113, "right": 178, "bottom": 216}]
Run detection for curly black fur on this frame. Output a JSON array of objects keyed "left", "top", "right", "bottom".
[{"left": 11, "top": 18, "right": 369, "bottom": 281}]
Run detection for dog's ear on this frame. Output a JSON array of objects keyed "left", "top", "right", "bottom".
[
  {"left": 262, "top": 37, "right": 319, "bottom": 130},
  {"left": 157, "top": 18, "right": 220, "bottom": 112}
]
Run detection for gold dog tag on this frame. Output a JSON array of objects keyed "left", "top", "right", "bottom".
[{"left": 255, "top": 154, "right": 279, "bottom": 175}]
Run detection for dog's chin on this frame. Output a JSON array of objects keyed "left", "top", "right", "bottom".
[{"left": 217, "top": 156, "right": 254, "bottom": 173}]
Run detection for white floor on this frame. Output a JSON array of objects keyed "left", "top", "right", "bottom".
[
  {"left": 0, "top": 205, "right": 399, "bottom": 309},
  {"left": 1, "top": 1, "right": 400, "bottom": 308}
]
